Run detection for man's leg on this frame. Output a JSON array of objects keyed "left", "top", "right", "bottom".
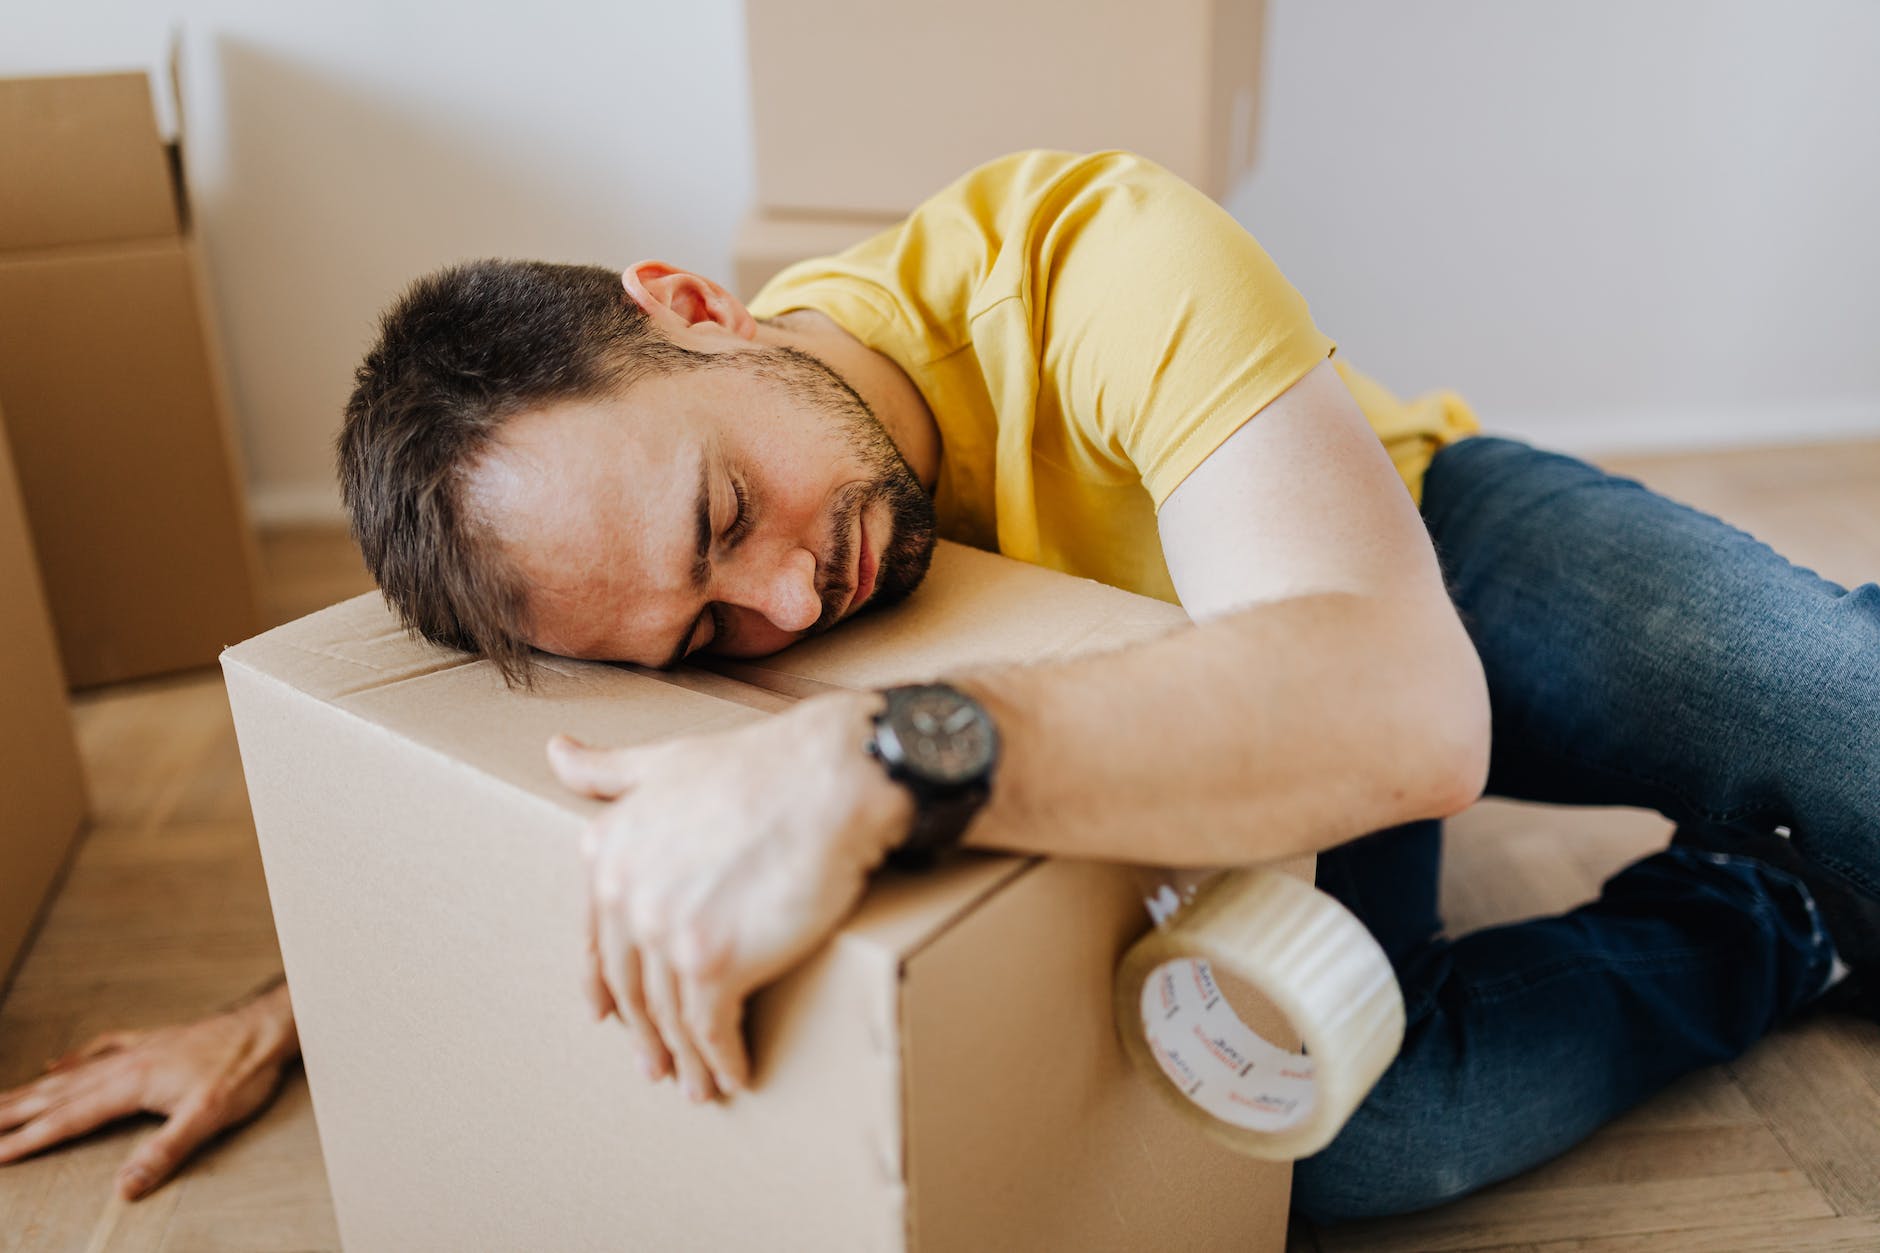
[{"left": 1294, "top": 435, "right": 1872, "bottom": 1222}]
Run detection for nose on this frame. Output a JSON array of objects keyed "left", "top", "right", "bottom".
[{"left": 732, "top": 544, "right": 822, "bottom": 635}]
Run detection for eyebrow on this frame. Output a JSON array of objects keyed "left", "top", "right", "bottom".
[{"left": 659, "top": 449, "right": 714, "bottom": 671}]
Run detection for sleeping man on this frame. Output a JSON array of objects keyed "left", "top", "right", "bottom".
[{"left": 4, "top": 149, "right": 1875, "bottom": 1223}]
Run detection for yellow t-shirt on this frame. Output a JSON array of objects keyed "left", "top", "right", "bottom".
[{"left": 749, "top": 149, "right": 1480, "bottom": 605}]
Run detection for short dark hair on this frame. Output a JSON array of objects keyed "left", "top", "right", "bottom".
[{"left": 337, "top": 259, "right": 709, "bottom": 684}]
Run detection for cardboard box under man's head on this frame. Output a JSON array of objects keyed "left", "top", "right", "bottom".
[{"left": 222, "top": 541, "right": 1304, "bottom": 1252}]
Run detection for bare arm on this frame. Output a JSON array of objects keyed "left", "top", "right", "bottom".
[
  {"left": 952, "top": 360, "right": 1491, "bottom": 866},
  {"left": 556, "top": 362, "right": 1492, "bottom": 1100}
]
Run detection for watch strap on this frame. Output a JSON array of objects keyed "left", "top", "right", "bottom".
[
  {"left": 883, "top": 778, "right": 990, "bottom": 870},
  {"left": 868, "top": 683, "right": 998, "bottom": 870}
]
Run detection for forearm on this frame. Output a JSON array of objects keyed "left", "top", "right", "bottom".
[{"left": 952, "top": 590, "right": 1490, "bottom": 867}]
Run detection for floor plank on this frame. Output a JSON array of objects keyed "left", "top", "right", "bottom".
[
  {"left": 1526, "top": 1212, "right": 1880, "bottom": 1252},
  {"left": 1728, "top": 1016, "right": 1880, "bottom": 1217},
  {"left": 1316, "top": 1170, "right": 1833, "bottom": 1253}
]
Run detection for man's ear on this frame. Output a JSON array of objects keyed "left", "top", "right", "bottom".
[{"left": 622, "top": 260, "right": 758, "bottom": 341}]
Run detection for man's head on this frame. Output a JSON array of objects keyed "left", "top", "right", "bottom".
[{"left": 338, "top": 258, "right": 936, "bottom": 683}]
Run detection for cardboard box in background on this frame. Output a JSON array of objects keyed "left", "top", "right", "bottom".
[
  {"left": 0, "top": 66, "right": 261, "bottom": 688},
  {"left": 745, "top": 0, "right": 1267, "bottom": 215},
  {"left": 732, "top": 209, "right": 902, "bottom": 302},
  {"left": 0, "top": 400, "right": 87, "bottom": 999},
  {"left": 223, "top": 542, "right": 1303, "bottom": 1253},
  {"left": 0, "top": 72, "right": 180, "bottom": 250}
]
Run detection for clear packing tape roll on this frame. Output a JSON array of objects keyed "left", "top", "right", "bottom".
[{"left": 1115, "top": 866, "right": 1405, "bottom": 1161}]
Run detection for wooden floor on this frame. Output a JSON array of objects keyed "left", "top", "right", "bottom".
[{"left": 1, "top": 437, "right": 1877, "bottom": 1252}]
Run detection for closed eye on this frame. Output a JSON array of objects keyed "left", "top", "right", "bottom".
[
  {"left": 726, "top": 476, "right": 753, "bottom": 548},
  {"left": 699, "top": 475, "right": 754, "bottom": 654}
]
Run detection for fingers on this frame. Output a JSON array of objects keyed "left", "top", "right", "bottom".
[
  {"left": 593, "top": 869, "right": 671, "bottom": 1083},
  {"left": 547, "top": 734, "right": 639, "bottom": 800},
  {"left": 580, "top": 827, "right": 619, "bottom": 1025},
  {"left": 581, "top": 872, "right": 619, "bottom": 1025},
  {"left": 676, "top": 968, "right": 749, "bottom": 1096},
  {"left": 0, "top": 1016, "right": 292, "bottom": 1200},
  {"left": 579, "top": 804, "right": 742, "bottom": 1104},
  {"left": 3, "top": 1030, "right": 148, "bottom": 1133},
  {"left": 0, "top": 1072, "right": 71, "bottom": 1133},
  {"left": 47, "top": 1030, "right": 139, "bottom": 1074},
  {"left": 640, "top": 952, "right": 718, "bottom": 1104},
  {"left": 0, "top": 1073, "right": 143, "bottom": 1166},
  {"left": 115, "top": 1088, "right": 234, "bottom": 1201}
]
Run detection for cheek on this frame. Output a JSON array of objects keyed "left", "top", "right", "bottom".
[
  {"left": 523, "top": 578, "right": 644, "bottom": 662},
  {"left": 762, "top": 460, "right": 836, "bottom": 528},
  {"left": 718, "top": 617, "right": 801, "bottom": 661}
]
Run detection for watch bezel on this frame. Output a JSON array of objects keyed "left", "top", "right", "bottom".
[{"left": 871, "top": 683, "right": 1001, "bottom": 790}]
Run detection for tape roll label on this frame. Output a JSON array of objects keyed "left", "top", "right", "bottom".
[{"left": 1140, "top": 957, "right": 1318, "bottom": 1133}]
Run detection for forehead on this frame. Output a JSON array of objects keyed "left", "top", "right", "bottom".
[{"left": 467, "top": 397, "right": 704, "bottom": 660}]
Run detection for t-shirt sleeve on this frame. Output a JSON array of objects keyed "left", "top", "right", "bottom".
[{"left": 1028, "top": 152, "right": 1336, "bottom": 510}]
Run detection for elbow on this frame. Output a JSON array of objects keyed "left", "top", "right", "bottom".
[
  {"left": 1420, "top": 636, "right": 1492, "bottom": 819},
  {"left": 1426, "top": 700, "right": 1491, "bottom": 818},
  {"left": 1376, "top": 590, "right": 1488, "bottom": 824}
]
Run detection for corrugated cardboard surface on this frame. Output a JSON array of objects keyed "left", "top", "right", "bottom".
[
  {"left": 0, "top": 238, "right": 260, "bottom": 687},
  {"left": 745, "top": 0, "right": 1265, "bottom": 214},
  {"left": 0, "top": 72, "right": 179, "bottom": 251},
  {"left": 901, "top": 856, "right": 1296, "bottom": 1252},
  {"left": 223, "top": 542, "right": 1300, "bottom": 1251},
  {"left": 0, "top": 402, "right": 86, "bottom": 998}
]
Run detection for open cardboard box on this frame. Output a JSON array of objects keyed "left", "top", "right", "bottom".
[
  {"left": 0, "top": 399, "right": 87, "bottom": 998},
  {"left": 745, "top": 0, "right": 1267, "bottom": 215},
  {"left": 223, "top": 541, "right": 1303, "bottom": 1251},
  {"left": 0, "top": 55, "right": 261, "bottom": 688}
]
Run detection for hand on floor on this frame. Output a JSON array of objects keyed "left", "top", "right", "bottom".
[{"left": 0, "top": 981, "right": 299, "bottom": 1200}]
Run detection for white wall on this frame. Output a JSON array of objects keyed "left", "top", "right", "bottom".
[
  {"left": 4, "top": 1, "right": 1876, "bottom": 523},
  {"left": 1230, "top": 1, "right": 1880, "bottom": 456}
]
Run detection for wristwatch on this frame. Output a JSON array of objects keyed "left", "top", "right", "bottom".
[{"left": 865, "top": 683, "right": 1001, "bottom": 870}]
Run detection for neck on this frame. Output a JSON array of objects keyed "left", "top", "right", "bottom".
[{"left": 755, "top": 310, "right": 943, "bottom": 493}]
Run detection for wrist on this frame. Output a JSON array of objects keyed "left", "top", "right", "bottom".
[
  {"left": 221, "top": 971, "right": 286, "bottom": 1013},
  {"left": 860, "top": 681, "right": 1002, "bottom": 869},
  {"left": 815, "top": 689, "right": 914, "bottom": 869},
  {"left": 228, "top": 979, "right": 298, "bottom": 1059}
]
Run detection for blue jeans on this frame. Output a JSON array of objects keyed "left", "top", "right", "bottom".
[{"left": 1291, "top": 435, "right": 1879, "bottom": 1223}]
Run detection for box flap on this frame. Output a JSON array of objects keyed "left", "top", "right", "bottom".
[
  {"left": 221, "top": 541, "right": 1191, "bottom": 966},
  {"left": 0, "top": 71, "right": 181, "bottom": 251}
]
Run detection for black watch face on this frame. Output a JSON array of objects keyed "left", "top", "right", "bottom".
[{"left": 882, "top": 686, "right": 998, "bottom": 787}]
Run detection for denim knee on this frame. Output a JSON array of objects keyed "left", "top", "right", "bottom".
[
  {"left": 1289, "top": 1048, "right": 1515, "bottom": 1225},
  {"left": 1424, "top": 434, "right": 1880, "bottom": 896},
  {"left": 1292, "top": 1120, "right": 1482, "bottom": 1224},
  {"left": 1287, "top": 953, "right": 1533, "bottom": 1226}
]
